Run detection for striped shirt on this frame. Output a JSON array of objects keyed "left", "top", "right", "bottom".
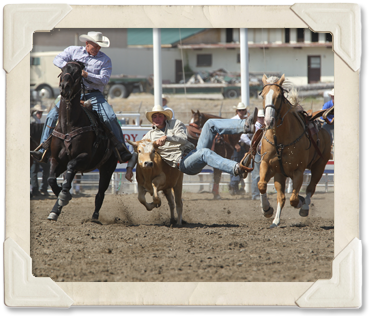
[{"left": 53, "top": 46, "right": 112, "bottom": 94}]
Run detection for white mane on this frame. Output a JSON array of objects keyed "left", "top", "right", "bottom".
[{"left": 265, "top": 76, "right": 299, "bottom": 107}]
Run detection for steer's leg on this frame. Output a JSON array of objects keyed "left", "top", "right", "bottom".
[
  {"left": 151, "top": 173, "right": 166, "bottom": 208},
  {"left": 173, "top": 173, "right": 184, "bottom": 226},
  {"left": 163, "top": 188, "right": 176, "bottom": 225},
  {"left": 138, "top": 185, "right": 155, "bottom": 211}
]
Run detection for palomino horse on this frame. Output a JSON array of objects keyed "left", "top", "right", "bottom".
[
  {"left": 257, "top": 74, "right": 331, "bottom": 228},
  {"left": 46, "top": 60, "right": 117, "bottom": 222},
  {"left": 188, "top": 110, "right": 246, "bottom": 199}
]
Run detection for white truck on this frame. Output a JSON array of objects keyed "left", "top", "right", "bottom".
[{"left": 30, "top": 51, "right": 62, "bottom": 99}]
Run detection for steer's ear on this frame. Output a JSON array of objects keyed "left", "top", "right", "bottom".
[{"left": 126, "top": 139, "right": 138, "bottom": 152}]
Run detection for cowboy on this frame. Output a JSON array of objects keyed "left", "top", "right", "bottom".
[
  {"left": 229, "top": 102, "right": 248, "bottom": 195},
  {"left": 321, "top": 88, "right": 334, "bottom": 142},
  {"left": 162, "top": 94, "right": 175, "bottom": 119},
  {"left": 30, "top": 31, "right": 132, "bottom": 164},
  {"left": 30, "top": 103, "right": 45, "bottom": 124},
  {"left": 125, "top": 104, "right": 258, "bottom": 182},
  {"left": 242, "top": 109, "right": 265, "bottom": 200},
  {"left": 30, "top": 103, "right": 50, "bottom": 196}
]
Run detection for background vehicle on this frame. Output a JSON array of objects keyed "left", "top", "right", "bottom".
[{"left": 30, "top": 51, "right": 61, "bottom": 100}]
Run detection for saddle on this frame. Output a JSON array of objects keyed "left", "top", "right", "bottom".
[{"left": 305, "top": 106, "right": 334, "bottom": 125}]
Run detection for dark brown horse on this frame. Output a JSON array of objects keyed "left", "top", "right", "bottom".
[
  {"left": 188, "top": 110, "right": 247, "bottom": 199},
  {"left": 46, "top": 60, "right": 117, "bottom": 222}
]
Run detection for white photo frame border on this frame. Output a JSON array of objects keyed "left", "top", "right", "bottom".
[{"left": 3, "top": 4, "right": 361, "bottom": 308}]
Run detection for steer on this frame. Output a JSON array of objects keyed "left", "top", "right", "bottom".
[{"left": 127, "top": 139, "right": 184, "bottom": 226}]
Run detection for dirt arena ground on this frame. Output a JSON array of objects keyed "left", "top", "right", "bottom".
[{"left": 30, "top": 190, "right": 334, "bottom": 283}]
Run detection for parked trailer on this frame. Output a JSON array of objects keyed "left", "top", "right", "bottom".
[{"left": 104, "top": 75, "right": 151, "bottom": 99}]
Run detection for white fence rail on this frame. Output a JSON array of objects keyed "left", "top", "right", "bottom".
[{"left": 33, "top": 124, "right": 334, "bottom": 195}]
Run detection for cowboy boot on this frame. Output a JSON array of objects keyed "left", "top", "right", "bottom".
[{"left": 108, "top": 131, "right": 132, "bottom": 163}]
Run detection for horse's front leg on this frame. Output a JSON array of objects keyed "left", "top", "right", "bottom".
[
  {"left": 47, "top": 157, "right": 65, "bottom": 221},
  {"left": 48, "top": 157, "right": 63, "bottom": 197},
  {"left": 58, "top": 153, "right": 89, "bottom": 207},
  {"left": 258, "top": 160, "right": 274, "bottom": 218},
  {"left": 270, "top": 173, "right": 286, "bottom": 228}
]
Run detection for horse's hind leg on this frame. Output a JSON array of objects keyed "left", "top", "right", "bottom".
[
  {"left": 289, "top": 169, "right": 304, "bottom": 209},
  {"left": 300, "top": 160, "right": 327, "bottom": 217},
  {"left": 212, "top": 169, "right": 222, "bottom": 200},
  {"left": 92, "top": 155, "right": 117, "bottom": 221}
]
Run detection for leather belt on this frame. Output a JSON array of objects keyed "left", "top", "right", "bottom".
[{"left": 85, "top": 89, "right": 100, "bottom": 93}]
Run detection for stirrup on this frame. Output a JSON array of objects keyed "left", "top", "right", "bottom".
[{"left": 31, "top": 149, "right": 49, "bottom": 163}]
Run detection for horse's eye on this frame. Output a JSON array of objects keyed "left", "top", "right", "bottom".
[{"left": 138, "top": 150, "right": 141, "bottom": 153}]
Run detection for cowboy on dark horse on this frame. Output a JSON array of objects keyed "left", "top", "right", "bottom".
[{"left": 30, "top": 31, "right": 132, "bottom": 164}]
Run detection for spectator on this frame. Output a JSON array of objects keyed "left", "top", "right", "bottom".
[
  {"left": 162, "top": 94, "right": 175, "bottom": 119},
  {"left": 30, "top": 104, "right": 50, "bottom": 196},
  {"left": 242, "top": 109, "right": 265, "bottom": 200},
  {"left": 321, "top": 88, "right": 334, "bottom": 143},
  {"left": 229, "top": 102, "right": 248, "bottom": 195}
]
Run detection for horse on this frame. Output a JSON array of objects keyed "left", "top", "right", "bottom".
[
  {"left": 46, "top": 60, "right": 118, "bottom": 223},
  {"left": 256, "top": 74, "right": 332, "bottom": 228},
  {"left": 188, "top": 110, "right": 246, "bottom": 199}
]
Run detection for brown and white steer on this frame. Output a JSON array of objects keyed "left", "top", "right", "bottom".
[{"left": 127, "top": 139, "right": 184, "bottom": 225}]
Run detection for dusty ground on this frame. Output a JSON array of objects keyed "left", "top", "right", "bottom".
[{"left": 30, "top": 191, "right": 334, "bottom": 282}]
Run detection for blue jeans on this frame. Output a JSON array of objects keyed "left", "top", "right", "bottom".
[
  {"left": 251, "top": 153, "right": 261, "bottom": 199},
  {"left": 39, "top": 91, "right": 126, "bottom": 148},
  {"left": 322, "top": 122, "right": 334, "bottom": 143},
  {"left": 179, "top": 119, "right": 246, "bottom": 176}
]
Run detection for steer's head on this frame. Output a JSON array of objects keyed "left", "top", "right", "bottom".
[{"left": 127, "top": 139, "right": 159, "bottom": 169}]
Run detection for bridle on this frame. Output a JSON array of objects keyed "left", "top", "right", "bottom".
[
  {"left": 189, "top": 112, "right": 205, "bottom": 129},
  {"left": 259, "top": 83, "right": 293, "bottom": 129}
]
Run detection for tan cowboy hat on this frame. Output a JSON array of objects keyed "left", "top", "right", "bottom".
[
  {"left": 162, "top": 94, "right": 169, "bottom": 101},
  {"left": 328, "top": 88, "right": 334, "bottom": 96},
  {"left": 233, "top": 102, "right": 247, "bottom": 110},
  {"left": 79, "top": 31, "right": 110, "bottom": 48},
  {"left": 146, "top": 104, "right": 173, "bottom": 123},
  {"left": 257, "top": 109, "right": 265, "bottom": 117},
  {"left": 30, "top": 103, "right": 45, "bottom": 114}
]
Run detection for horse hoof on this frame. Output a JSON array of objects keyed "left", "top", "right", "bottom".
[
  {"left": 299, "top": 207, "right": 309, "bottom": 217},
  {"left": 58, "top": 191, "right": 72, "bottom": 206},
  {"left": 91, "top": 218, "right": 103, "bottom": 225},
  {"left": 47, "top": 212, "right": 59, "bottom": 221},
  {"left": 269, "top": 223, "right": 278, "bottom": 229},
  {"left": 213, "top": 194, "right": 222, "bottom": 200},
  {"left": 262, "top": 206, "right": 274, "bottom": 218}
]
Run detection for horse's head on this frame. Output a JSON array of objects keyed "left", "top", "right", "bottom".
[
  {"left": 59, "top": 60, "right": 85, "bottom": 100},
  {"left": 190, "top": 110, "right": 203, "bottom": 128},
  {"left": 260, "top": 74, "right": 286, "bottom": 129}
]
